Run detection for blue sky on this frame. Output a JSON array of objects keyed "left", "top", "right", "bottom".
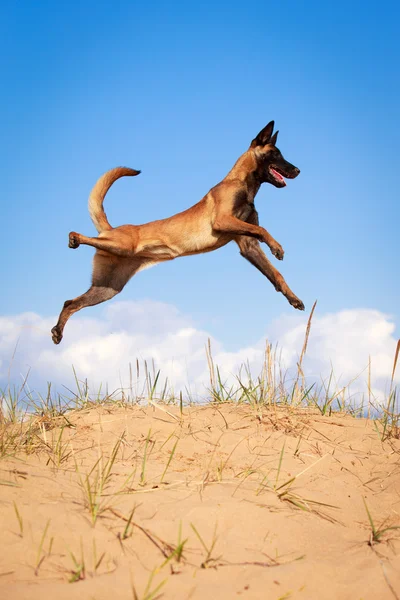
[{"left": 1, "top": 0, "right": 399, "bottom": 368}]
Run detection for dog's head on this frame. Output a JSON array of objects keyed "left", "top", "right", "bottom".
[{"left": 250, "top": 121, "right": 300, "bottom": 188}]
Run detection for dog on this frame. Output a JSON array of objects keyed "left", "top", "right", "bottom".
[{"left": 51, "top": 121, "right": 304, "bottom": 344}]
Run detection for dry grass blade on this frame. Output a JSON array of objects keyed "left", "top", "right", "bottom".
[
  {"left": 293, "top": 300, "right": 317, "bottom": 403},
  {"left": 13, "top": 501, "right": 23, "bottom": 537},
  {"left": 274, "top": 440, "right": 286, "bottom": 490},
  {"left": 275, "top": 455, "right": 328, "bottom": 495},
  {"left": 391, "top": 339, "right": 400, "bottom": 389},
  {"left": 206, "top": 338, "right": 216, "bottom": 392},
  {"left": 122, "top": 506, "right": 137, "bottom": 540},
  {"left": 109, "top": 508, "right": 172, "bottom": 559},
  {"left": 298, "top": 299, "right": 317, "bottom": 374},
  {"left": 92, "top": 539, "right": 105, "bottom": 574},
  {"left": 35, "top": 519, "right": 51, "bottom": 575},
  {"left": 0, "top": 479, "right": 20, "bottom": 487},
  {"left": 160, "top": 438, "right": 179, "bottom": 483},
  {"left": 140, "top": 428, "right": 154, "bottom": 486}
]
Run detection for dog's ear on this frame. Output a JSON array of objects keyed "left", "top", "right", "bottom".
[
  {"left": 250, "top": 121, "right": 274, "bottom": 148},
  {"left": 270, "top": 130, "right": 279, "bottom": 146}
]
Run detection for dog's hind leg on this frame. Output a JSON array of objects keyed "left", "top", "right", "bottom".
[
  {"left": 236, "top": 237, "right": 305, "bottom": 310},
  {"left": 68, "top": 231, "right": 135, "bottom": 257},
  {"left": 51, "top": 254, "right": 140, "bottom": 344},
  {"left": 51, "top": 286, "right": 118, "bottom": 344}
]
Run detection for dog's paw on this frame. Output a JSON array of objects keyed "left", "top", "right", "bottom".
[
  {"left": 289, "top": 297, "right": 305, "bottom": 311},
  {"left": 51, "top": 326, "right": 63, "bottom": 345},
  {"left": 68, "top": 232, "right": 80, "bottom": 249},
  {"left": 271, "top": 242, "right": 284, "bottom": 260}
]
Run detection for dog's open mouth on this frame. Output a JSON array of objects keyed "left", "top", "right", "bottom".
[{"left": 269, "top": 167, "right": 287, "bottom": 186}]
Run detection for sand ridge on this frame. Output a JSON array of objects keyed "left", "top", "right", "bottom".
[{"left": 1, "top": 403, "right": 400, "bottom": 599}]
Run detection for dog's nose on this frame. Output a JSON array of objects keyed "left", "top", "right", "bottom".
[{"left": 294, "top": 167, "right": 300, "bottom": 176}]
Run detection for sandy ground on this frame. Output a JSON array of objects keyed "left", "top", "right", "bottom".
[{"left": 1, "top": 403, "right": 400, "bottom": 600}]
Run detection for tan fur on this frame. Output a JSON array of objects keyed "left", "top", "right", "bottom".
[
  {"left": 51, "top": 123, "right": 304, "bottom": 344},
  {"left": 88, "top": 167, "right": 141, "bottom": 233}
]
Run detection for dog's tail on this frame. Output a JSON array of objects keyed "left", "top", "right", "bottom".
[{"left": 88, "top": 167, "right": 141, "bottom": 233}]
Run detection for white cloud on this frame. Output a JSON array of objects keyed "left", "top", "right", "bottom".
[{"left": 0, "top": 301, "right": 398, "bottom": 408}]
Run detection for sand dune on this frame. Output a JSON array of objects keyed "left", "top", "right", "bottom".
[{"left": 1, "top": 403, "right": 400, "bottom": 599}]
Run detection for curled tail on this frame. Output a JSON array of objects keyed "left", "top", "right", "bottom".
[{"left": 88, "top": 166, "right": 141, "bottom": 233}]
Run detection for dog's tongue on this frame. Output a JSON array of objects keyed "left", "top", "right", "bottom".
[{"left": 271, "top": 168, "right": 284, "bottom": 181}]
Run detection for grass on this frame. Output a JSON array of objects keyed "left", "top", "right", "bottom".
[
  {"left": 253, "top": 440, "right": 339, "bottom": 520},
  {"left": 363, "top": 498, "right": 400, "bottom": 547},
  {"left": 140, "top": 428, "right": 155, "bottom": 486},
  {"left": 171, "top": 521, "right": 187, "bottom": 565},
  {"left": 1, "top": 303, "right": 399, "bottom": 435},
  {"left": 44, "top": 425, "right": 73, "bottom": 468},
  {"left": 374, "top": 389, "right": 400, "bottom": 442},
  {"left": 190, "top": 522, "right": 220, "bottom": 568},
  {"left": 34, "top": 519, "right": 51, "bottom": 575},
  {"left": 160, "top": 438, "right": 179, "bottom": 484},
  {"left": 13, "top": 501, "right": 24, "bottom": 537},
  {"left": 130, "top": 569, "right": 167, "bottom": 600},
  {"left": 68, "top": 539, "right": 86, "bottom": 583},
  {"left": 121, "top": 505, "right": 138, "bottom": 540},
  {"left": 75, "top": 437, "right": 125, "bottom": 525},
  {"left": 92, "top": 539, "right": 106, "bottom": 576},
  {"left": 67, "top": 538, "right": 110, "bottom": 583}
]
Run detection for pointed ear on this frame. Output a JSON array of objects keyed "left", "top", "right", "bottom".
[
  {"left": 270, "top": 130, "right": 279, "bottom": 146},
  {"left": 250, "top": 121, "right": 274, "bottom": 148}
]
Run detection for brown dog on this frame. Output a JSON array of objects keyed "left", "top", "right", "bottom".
[{"left": 51, "top": 121, "right": 304, "bottom": 344}]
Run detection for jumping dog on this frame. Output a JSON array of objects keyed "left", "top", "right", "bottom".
[{"left": 51, "top": 121, "right": 304, "bottom": 344}]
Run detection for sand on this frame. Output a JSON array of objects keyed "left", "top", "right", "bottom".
[{"left": 1, "top": 403, "right": 399, "bottom": 599}]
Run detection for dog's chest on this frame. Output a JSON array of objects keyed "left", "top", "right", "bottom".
[{"left": 235, "top": 202, "right": 254, "bottom": 222}]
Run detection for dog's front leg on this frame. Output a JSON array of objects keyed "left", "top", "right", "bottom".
[
  {"left": 213, "top": 215, "right": 284, "bottom": 260},
  {"left": 236, "top": 237, "right": 304, "bottom": 310}
]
